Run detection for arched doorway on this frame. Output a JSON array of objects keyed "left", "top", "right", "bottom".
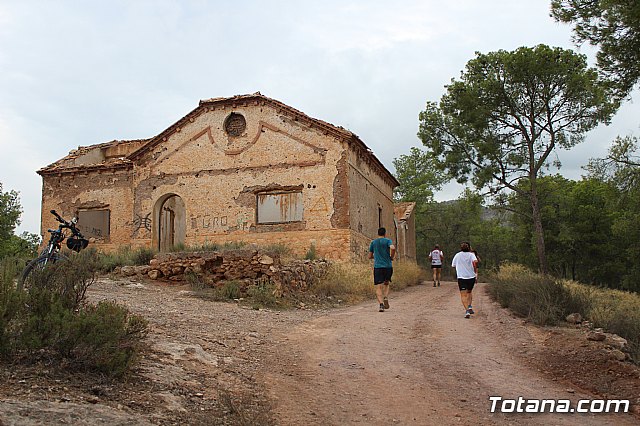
[{"left": 154, "top": 194, "right": 186, "bottom": 252}]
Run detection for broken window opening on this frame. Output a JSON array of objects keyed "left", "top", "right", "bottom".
[
  {"left": 257, "top": 191, "right": 303, "bottom": 224},
  {"left": 77, "top": 209, "right": 111, "bottom": 239}
]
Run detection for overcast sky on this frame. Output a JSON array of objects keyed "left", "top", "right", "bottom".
[{"left": 1, "top": 0, "right": 638, "bottom": 235}]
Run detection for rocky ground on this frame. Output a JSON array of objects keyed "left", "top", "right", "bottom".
[{"left": 0, "top": 277, "right": 638, "bottom": 425}]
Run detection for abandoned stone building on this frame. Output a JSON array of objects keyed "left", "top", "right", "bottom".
[{"left": 38, "top": 93, "right": 416, "bottom": 262}]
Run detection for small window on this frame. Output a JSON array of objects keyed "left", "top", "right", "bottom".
[
  {"left": 257, "top": 192, "right": 303, "bottom": 224},
  {"left": 378, "top": 206, "right": 383, "bottom": 228},
  {"left": 77, "top": 209, "right": 110, "bottom": 238}
]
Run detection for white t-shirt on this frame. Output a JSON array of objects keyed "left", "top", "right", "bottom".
[
  {"left": 430, "top": 249, "right": 443, "bottom": 265},
  {"left": 451, "top": 251, "right": 477, "bottom": 279}
]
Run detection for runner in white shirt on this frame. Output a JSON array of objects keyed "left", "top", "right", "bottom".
[
  {"left": 428, "top": 245, "right": 444, "bottom": 287},
  {"left": 451, "top": 242, "right": 478, "bottom": 319}
]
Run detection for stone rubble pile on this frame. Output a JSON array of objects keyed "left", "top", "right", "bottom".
[{"left": 116, "top": 249, "right": 330, "bottom": 294}]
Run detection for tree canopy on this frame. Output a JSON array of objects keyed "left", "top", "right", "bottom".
[
  {"left": 551, "top": 0, "right": 640, "bottom": 99},
  {"left": 392, "top": 147, "right": 448, "bottom": 204},
  {"left": 418, "top": 44, "right": 616, "bottom": 273}
]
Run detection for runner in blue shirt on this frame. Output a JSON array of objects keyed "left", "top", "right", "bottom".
[{"left": 368, "top": 227, "right": 396, "bottom": 312}]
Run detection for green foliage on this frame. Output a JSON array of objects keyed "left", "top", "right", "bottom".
[
  {"left": 551, "top": 0, "right": 640, "bottom": 99},
  {"left": 217, "top": 281, "right": 242, "bottom": 300},
  {"left": 393, "top": 147, "right": 448, "bottom": 203},
  {"left": 416, "top": 191, "right": 517, "bottom": 274},
  {"left": 304, "top": 243, "right": 317, "bottom": 261},
  {"left": 98, "top": 246, "right": 157, "bottom": 272},
  {"left": 262, "top": 243, "right": 292, "bottom": 258},
  {"left": 0, "top": 183, "right": 38, "bottom": 260},
  {"left": 65, "top": 301, "right": 148, "bottom": 376},
  {"left": 487, "top": 264, "right": 589, "bottom": 326},
  {"left": 490, "top": 264, "right": 640, "bottom": 362},
  {"left": 0, "top": 257, "right": 25, "bottom": 356},
  {"left": 584, "top": 136, "right": 640, "bottom": 291},
  {"left": 246, "top": 281, "right": 278, "bottom": 309},
  {"left": 0, "top": 252, "right": 148, "bottom": 376},
  {"left": 419, "top": 44, "right": 616, "bottom": 273}
]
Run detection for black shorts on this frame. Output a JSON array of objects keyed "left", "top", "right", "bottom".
[
  {"left": 431, "top": 264, "right": 442, "bottom": 269},
  {"left": 374, "top": 268, "right": 393, "bottom": 285},
  {"left": 457, "top": 277, "right": 476, "bottom": 291}
]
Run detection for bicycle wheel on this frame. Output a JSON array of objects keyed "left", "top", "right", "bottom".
[{"left": 17, "top": 254, "right": 66, "bottom": 291}]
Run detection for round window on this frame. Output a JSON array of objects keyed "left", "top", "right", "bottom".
[{"left": 224, "top": 113, "right": 246, "bottom": 137}]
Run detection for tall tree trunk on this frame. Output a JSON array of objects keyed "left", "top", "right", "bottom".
[{"left": 530, "top": 184, "right": 548, "bottom": 274}]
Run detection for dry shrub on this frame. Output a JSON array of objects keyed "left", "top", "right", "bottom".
[
  {"left": 487, "top": 263, "right": 585, "bottom": 326},
  {"left": 489, "top": 264, "right": 640, "bottom": 363},
  {"left": 392, "top": 261, "right": 427, "bottom": 290},
  {"left": 311, "top": 262, "right": 372, "bottom": 302},
  {"left": 567, "top": 282, "right": 640, "bottom": 362},
  {"left": 311, "top": 261, "right": 425, "bottom": 303},
  {"left": 98, "top": 246, "right": 156, "bottom": 272}
]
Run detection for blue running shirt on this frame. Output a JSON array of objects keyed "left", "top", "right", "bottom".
[{"left": 369, "top": 237, "right": 393, "bottom": 268}]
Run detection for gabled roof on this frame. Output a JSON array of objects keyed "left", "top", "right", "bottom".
[{"left": 38, "top": 93, "right": 399, "bottom": 187}]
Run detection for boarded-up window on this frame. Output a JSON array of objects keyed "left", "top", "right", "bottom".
[
  {"left": 257, "top": 192, "right": 303, "bottom": 224},
  {"left": 77, "top": 209, "right": 110, "bottom": 238}
]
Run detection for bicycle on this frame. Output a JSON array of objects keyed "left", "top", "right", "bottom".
[{"left": 18, "top": 210, "right": 89, "bottom": 291}]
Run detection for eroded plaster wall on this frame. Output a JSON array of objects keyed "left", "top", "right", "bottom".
[
  {"left": 129, "top": 103, "right": 350, "bottom": 259},
  {"left": 347, "top": 145, "right": 396, "bottom": 255},
  {"left": 40, "top": 169, "right": 134, "bottom": 251}
]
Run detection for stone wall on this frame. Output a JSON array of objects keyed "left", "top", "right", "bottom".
[{"left": 118, "top": 249, "right": 330, "bottom": 295}]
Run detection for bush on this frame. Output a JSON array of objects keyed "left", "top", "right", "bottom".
[
  {"left": 64, "top": 301, "right": 148, "bottom": 376},
  {"left": 488, "top": 264, "right": 640, "bottom": 362},
  {"left": 304, "top": 244, "right": 318, "bottom": 261},
  {"left": 246, "top": 281, "right": 279, "bottom": 309},
  {"left": 0, "top": 257, "right": 26, "bottom": 357},
  {"left": 487, "top": 263, "right": 587, "bottom": 326},
  {"left": 311, "top": 261, "right": 425, "bottom": 302},
  {"left": 1, "top": 252, "right": 148, "bottom": 376},
  {"left": 262, "top": 243, "right": 291, "bottom": 258},
  {"left": 567, "top": 282, "right": 640, "bottom": 362},
  {"left": 217, "top": 281, "right": 242, "bottom": 300},
  {"left": 392, "top": 261, "right": 426, "bottom": 290},
  {"left": 311, "top": 262, "right": 372, "bottom": 302}
]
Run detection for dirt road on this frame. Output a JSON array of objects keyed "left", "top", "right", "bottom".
[
  {"left": 1, "top": 278, "right": 638, "bottom": 425},
  {"left": 264, "top": 282, "right": 637, "bottom": 425}
]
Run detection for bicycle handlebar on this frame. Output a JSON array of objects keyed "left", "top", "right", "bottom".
[{"left": 50, "top": 210, "right": 85, "bottom": 239}]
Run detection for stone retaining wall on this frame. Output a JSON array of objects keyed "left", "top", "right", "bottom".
[{"left": 117, "top": 250, "right": 330, "bottom": 294}]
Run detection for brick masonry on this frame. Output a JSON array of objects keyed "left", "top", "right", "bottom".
[{"left": 38, "top": 94, "right": 415, "bottom": 262}]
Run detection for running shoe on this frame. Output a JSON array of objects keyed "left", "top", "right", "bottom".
[
  {"left": 433, "top": 282, "right": 436, "bottom": 287},
  {"left": 437, "top": 281, "right": 441, "bottom": 287},
  {"left": 379, "top": 304, "right": 385, "bottom": 312},
  {"left": 464, "top": 310, "right": 471, "bottom": 319},
  {"left": 383, "top": 298, "right": 390, "bottom": 309},
  {"left": 468, "top": 305, "right": 474, "bottom": 314}
]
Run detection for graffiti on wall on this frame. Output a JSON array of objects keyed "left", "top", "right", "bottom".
[
  {"left": 131, "top": 212, "right": 152, "bottom": 238},
  {"left": 190, "top": 213, "right": 253, "bottom": 233}
]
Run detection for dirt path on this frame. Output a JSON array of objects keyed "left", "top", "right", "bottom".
[
  {"left": 263, "top": 282, "right": 637, "bottom": 425},
  {"left": 1, "top": 278, "right": 638, "bottom": 425}
]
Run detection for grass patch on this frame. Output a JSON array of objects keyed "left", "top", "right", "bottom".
[
  {"left": 488, "top": 263, "right": 640, "bottom": 362},
  {"left": 566, "top": 282, "right": 640, "bottom": 363},
  {"left": 97, "top": 246, "right": 156, "bottom": 272},
  {"left": 487, "top": 263, "right": 589, "bottom": 326},
  {"left": 304, "top": 243, "right": 318, "bottom": 260},
  {"left": 310, "top": 261, "right": 426, "bottom": 303}
]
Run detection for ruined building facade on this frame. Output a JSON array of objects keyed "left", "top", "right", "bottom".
[{"left": 39, "top": 93, "right": 416, "bottom": 262}]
